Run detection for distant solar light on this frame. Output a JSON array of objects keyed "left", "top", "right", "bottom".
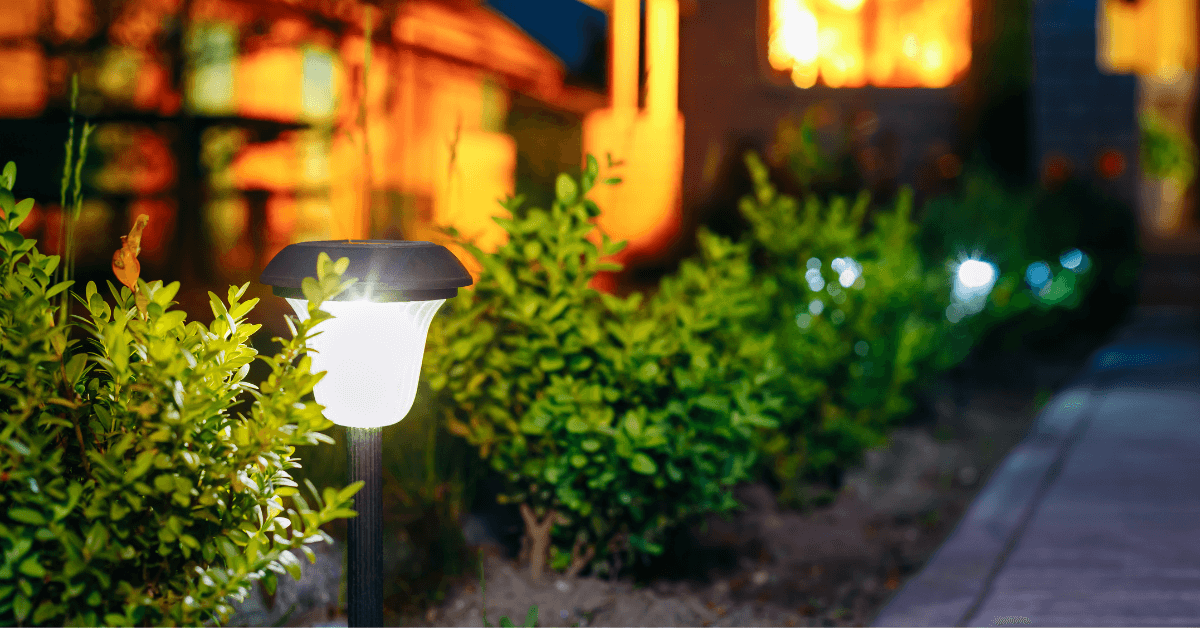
[
  {"left": 1059, "top": 248, "right": 1089, "bottom": 272},
  {"left": 805, "top": 268, "right": 826, "bottom": 292},
  {"left": 854, "top": 340, "right": 869, "bottom": 356},
  {"left": 1025, "top": 261, "right": 1052, "bottom": 290},
  {"left": 809, "top": 299, "right": 825, "bottom": 315},
  {"left": 807, "top": 257, "right": 822, "bottom": 270},
  {"left": 832, "top": 257, "right": 862, "bottom": 288}
]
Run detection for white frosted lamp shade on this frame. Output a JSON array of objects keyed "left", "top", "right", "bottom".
[
  {"left": 261, "top": 240, "right": 472, "bottom": 429},
  {"left": 288, "top": 298, "right": 445, "bottom": 428}
]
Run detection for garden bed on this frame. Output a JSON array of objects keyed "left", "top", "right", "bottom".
[
  {"left": 391, "top": 340, "right": 1097, "bottom": 628},
  {"left": 225, "top": 330, "right": 1101, "bottom": 628}
]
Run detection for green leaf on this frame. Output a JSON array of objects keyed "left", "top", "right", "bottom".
[
  {"left": 335, "top": 481, "right": 364, "bottom": 505},
  {"left": 11, "top": 197, "right": 34, "bottom": 226},
  {"left": 8, "top": 507, "right": 45, "bottom": 525},
  {"left": 524, "top": 605, "right": 539, "bottom": 627},
  {"left": 32, "top": 600, "right": 60, "bottom": 624},
  {"left": 278, "top": 549, "right": 303, "bottom": 580},
  {"left": 301, "top": 276, "right": 321, "bottom": 304},
  {"left": 13, "top": 594, "right": 31, "bottom": 622},
  {"left": 6, "top": 438, "right": 30, "bottom": 456},
  {"left": 538, "top": 355, "right": 564, "bottom": 372},
  {"left": 621, "top": 412, "right": 642, "bottom": 438},
  {"left": 630, "top": 453, "right": 657, "bottom": 475},
  {"left": 18, "top": 556, "right": 45, "bottom": 578},
  {"left": 2, "top": 161, "right": 15, "bottom": 190},
  {"left": 694, "top": 395, "right": 728, "bottom": 414},
  {"left": 555, "top": 173, "right": 578, "bottom": 205}
]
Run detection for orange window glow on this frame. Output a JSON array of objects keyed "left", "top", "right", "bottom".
[{"left": 768, "top": 0, "right": 971, "bottom": 88}]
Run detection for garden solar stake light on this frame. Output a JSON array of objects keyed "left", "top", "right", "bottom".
[{"left": 261, "top": 240, "right": 472, "bottom": 627}]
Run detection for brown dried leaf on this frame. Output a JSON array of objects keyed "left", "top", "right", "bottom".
[{"left": 112, "top": 214, "right": 149, "bottom": 292}]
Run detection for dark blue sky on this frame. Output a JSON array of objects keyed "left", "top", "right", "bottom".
[{"left": 487, "top": 0, "right": 608, "bottom": 74}]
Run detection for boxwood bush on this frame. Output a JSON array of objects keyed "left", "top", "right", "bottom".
[
  {"left": 718, "top": 152, "right": 959, "bottom": 504},
  {"left": 0, "top": 162, "right": 360, "bottom": 627},
  {"left": 424, "top": 157, "right": 775, "bottom": 580}
]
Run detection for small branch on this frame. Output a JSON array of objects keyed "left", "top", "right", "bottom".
[
  {"left": 564, "top": 536, "right": 595, "bottom": 578},
  {"left": 518, "top": 503, "right": 566, "bottom": 581}
]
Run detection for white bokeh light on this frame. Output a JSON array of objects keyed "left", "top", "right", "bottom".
[
  {"left": 287, "top": 298, "right": 445, "bottom": 428},
  {"left": 832, "top": 257, "right": 862, "bottom": 288},
  {"left": 952, "top": 258, "right": 998, "bottom": 317},
  {"left": 805, "top": 268, "right": 826, "bottom": 292},
  {"left": 956, "top": 259, "right": 996, "bottom": 290}
]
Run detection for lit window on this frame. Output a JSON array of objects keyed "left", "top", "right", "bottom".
[{"left": 766, "top": 0, "right": 971, "bottom": 88}]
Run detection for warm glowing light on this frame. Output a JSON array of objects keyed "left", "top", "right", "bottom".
[
  {"left": 1098, "top": 0, "right": 1197, "bottom": 78},
  {"left": 286, "top": 298, "right": 445, "bottom": 428},
  {"left": 769, "top": 0, "right": 971, "bottom": 88}
]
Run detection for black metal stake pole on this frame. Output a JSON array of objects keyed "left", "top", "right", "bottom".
[{"left": 347, "top": 427, "right": 383, "bottom": 627}]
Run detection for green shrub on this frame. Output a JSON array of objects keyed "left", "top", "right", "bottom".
[
  {"left": 0, "top": 162, "right": 360, "bottom": 627},
  {"left": 726, "top": 152, "right": 956, "bottom": 503},
  {"left": 425, "top": 156, "right": 768, "bottom": 579}
]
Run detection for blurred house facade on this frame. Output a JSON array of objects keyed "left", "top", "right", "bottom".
[
  {"left": 0, "top": 0, "right": 604, "bottom": 285},
  {"left": 1098, "top": 0, "right": 1200, "bottom": 243},
  {"left": 1, "top": 0, "right": 1186, "bottom": 291}
]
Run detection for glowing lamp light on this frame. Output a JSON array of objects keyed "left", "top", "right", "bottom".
[
  {"left": 1025, "top": 261, "right": 1052, "bottom": 290},
  {"left": 260, "top": 240, "right": 472, "bottom": 628},
  {"left": 950, "top": 258, "right": 998, "bottom": 318},
  {"left": 1060, "top": 248, "right": 1090, "bottom": 273},
  {"left": 284, "top": 299, "right": 444, "bottom": 428},
  {"left": 832, "top": 257, "right": 863, "bottom": 288},
  {"left": 261, "top": 240, "right": 471, "bottom": 427}
]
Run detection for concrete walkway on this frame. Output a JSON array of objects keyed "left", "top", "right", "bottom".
[{"left": 872, "top": 306, "right": 1200, "bottom": 627}]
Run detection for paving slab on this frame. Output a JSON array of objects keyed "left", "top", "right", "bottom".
[{"left": 873, "top": 309, "right": 1200, "bottom": 627}]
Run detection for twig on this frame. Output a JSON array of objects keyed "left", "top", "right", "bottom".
[
  {"left": 518, "top": 503, "right": 567, "bottom": 581},
  {"left": 564, "top": 536, "right": 595, "bottom": 578}
]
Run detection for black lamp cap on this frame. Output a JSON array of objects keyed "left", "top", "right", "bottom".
[{"left": 260, "top": 240, "right": 473, "bottom": 302}]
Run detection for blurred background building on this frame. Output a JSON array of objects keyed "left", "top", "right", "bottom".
[{"left": 0, "top": 0, "right": 1195, "bottom": 297}]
